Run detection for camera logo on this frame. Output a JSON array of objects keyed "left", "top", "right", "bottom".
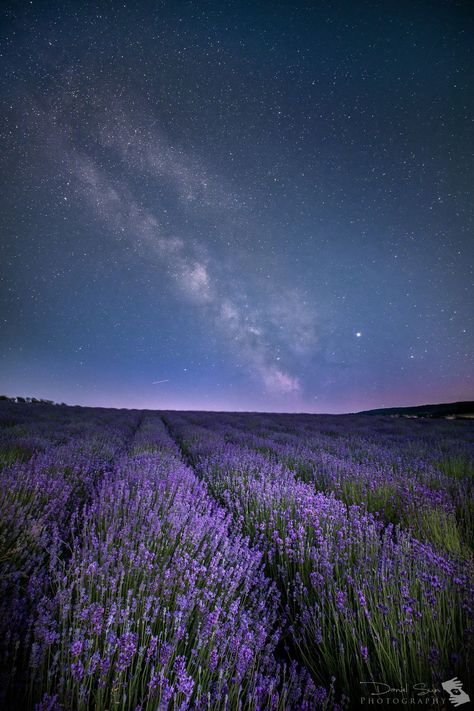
[{"left": 442, "top": 678, "right": 470, "bottom": 707}]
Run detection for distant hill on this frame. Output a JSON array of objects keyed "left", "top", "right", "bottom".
[{"left": 358, "top": 401, "right": 474, "bottom": 418}]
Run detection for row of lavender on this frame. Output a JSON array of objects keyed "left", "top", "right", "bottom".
[
  {"left": 1, "top": 404, "right": 323, "bottom": 710},
  {"left": 176, "top": 411, "right": 474, "bottom": 556},
  {"left": 163, "top": 411, "right": 474, "bottom": 702},
  {"left": 0, "top": 403, "right": 140, "bottom": 706}
]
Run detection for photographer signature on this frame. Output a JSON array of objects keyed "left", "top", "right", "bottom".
[{"left": 360, "top": 682, "right": 441, "bottom": 696}]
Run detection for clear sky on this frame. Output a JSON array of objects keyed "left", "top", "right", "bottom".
[{"left": 1, "top": 0, "right": 473, "bottom": 413}]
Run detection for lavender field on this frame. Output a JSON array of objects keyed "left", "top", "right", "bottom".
[{"left": 1, "top": 402, "right": 473, "bottom": 710}]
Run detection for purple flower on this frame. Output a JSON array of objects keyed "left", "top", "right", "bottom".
[
  {"left": 70, "top": 640, "right": 83, "bottom": 657},
  {"left": 71, "top": 659, "right": 84, "bottom": 682},
  {"left": 34, "top": 694, "right": 61, "bottom": 711},
  {"left": 173, "top": 655, "right": 194, "bottom": 699},
  {"left": 116, "top": 631, "right": 137, "bottom": 673}
]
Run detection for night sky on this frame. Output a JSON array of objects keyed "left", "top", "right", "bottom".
[{"left": 1, "top": 1, "right": 473, "bottom": 413}]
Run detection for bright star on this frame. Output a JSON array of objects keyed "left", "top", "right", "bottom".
[{"left": 356, "top": 332, "right": 362, "bottom": 338}]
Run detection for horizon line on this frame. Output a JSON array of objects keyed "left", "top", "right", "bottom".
[{"left": 1, "top": 394, "right": 473, "bottom": 417}]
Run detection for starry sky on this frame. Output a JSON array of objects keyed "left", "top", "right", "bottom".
[{"left": 1, "top": 0, "right": 473, "bottom": 413}]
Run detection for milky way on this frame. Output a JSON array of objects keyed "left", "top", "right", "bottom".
[{"left": 0, "top": 1, "right": 473, "bottom": 412}]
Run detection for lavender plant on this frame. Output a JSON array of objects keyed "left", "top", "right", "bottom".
[
  {"left": 30, "top": 417, "right": 320, "bottom": 710},
  {"left": 1, "top": 402, "right": 472, "bottom": 709},
  {"left": 165, "top": 413, "right": 473, "bottom": 703}
]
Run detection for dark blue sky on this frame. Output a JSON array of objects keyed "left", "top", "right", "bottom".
[{"left": 1, "top": 0, "right": 473, "bottom": 412}]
